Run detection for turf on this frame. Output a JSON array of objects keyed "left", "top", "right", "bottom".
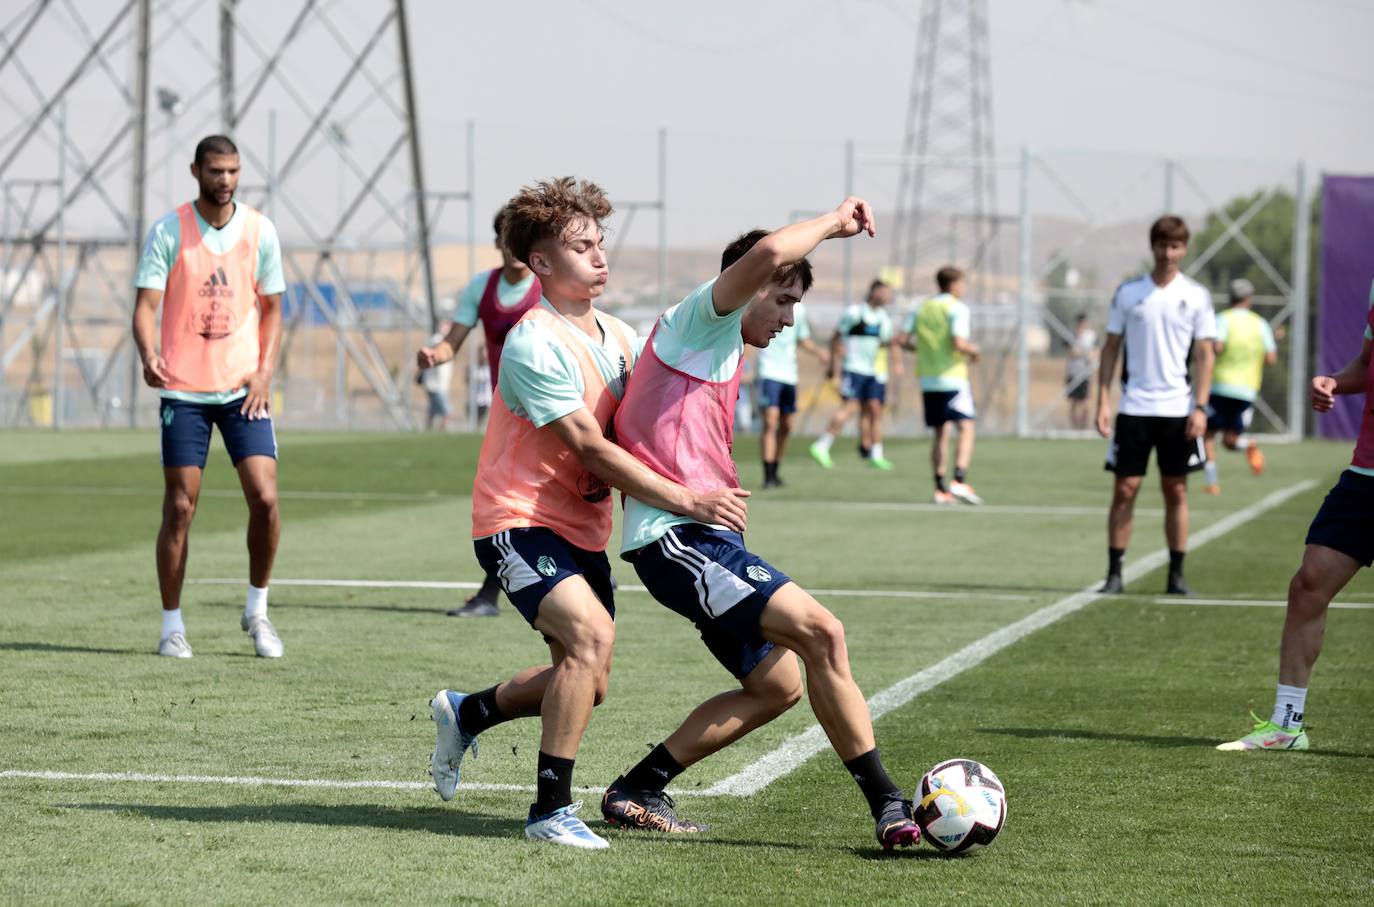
[{"left": 1, "top": 430, "right": 1371, "bottom": 904}]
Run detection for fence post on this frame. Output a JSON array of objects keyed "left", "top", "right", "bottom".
[
  {"left": 1288, "top": 160, "right": 1311, "bottom": 440},
  {"left": 1016, "top": 146, "right": 1032, "bottom": 437}
]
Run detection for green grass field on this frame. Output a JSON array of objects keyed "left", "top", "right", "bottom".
[{"left": 2, "top": 430, "right": 1372, "bottom": 905}]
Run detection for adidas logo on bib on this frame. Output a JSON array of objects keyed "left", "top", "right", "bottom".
[{"left": 746, "top": 565, "right": 772, "bottom": 583}]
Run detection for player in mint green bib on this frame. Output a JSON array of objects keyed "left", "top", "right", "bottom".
[{"left": 1201, "top": 278, "right": 1276, "bottom": 494}]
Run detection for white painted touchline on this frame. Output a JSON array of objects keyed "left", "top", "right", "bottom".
[
  {"left": 701, "top": 480, "right": 1318, "bottom": 797},
  {"left": 1149, "top": 597, "right": 1374, "bottom": 610},
  {"left": 189, "top": 578, "right": 1031, "bottom": 603}
]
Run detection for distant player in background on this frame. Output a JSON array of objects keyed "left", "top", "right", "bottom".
[
  {"left": 1201, "top": 278, "right": 1276, "bottom": 494},
  {"left": 1096, "top": 216, "right": 1215, "bottom": 596},
  {"left": 1218, "top": 289, "right": 1374, "bottom": 752},
  {"left": 1066, "top": 313, "right": 1097, "bottom": 431},
  {"left": 604, "top": 199, "right": 923, "bottom": 850},
  {"left": 810, "top": 279, "right": 901, "bottom": 470},
  {"left": 755, "top": 280, "right": 828, "bottom": 487},
  {"left": 131, "top": 135, "right": 285, "bottom": 660},
  {"left": 420, "top": 319, "right": 455, "bottom": 431},
  {"left": 904, "top": 266, "right": 983, "bottom": 504},
  {"left": 417, "top": 205, "right": 541, "bottom": 618}
]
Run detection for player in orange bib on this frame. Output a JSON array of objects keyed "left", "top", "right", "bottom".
[
  {"left": 425, "top": 178, "right": 749, "bottom": 849},
  {"left": 132, "top": 135, "right": 285, "bottom": 660}
]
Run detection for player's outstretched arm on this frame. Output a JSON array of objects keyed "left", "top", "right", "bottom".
[
  {"left": 1095, "top": 332, "right": 1123, "bottom": 438},
  {"left": 131, "top": 287, "right": 171, "bottom": 388},
  {"left": 544, "top": 408, "right": 750, "bottom": 531},
  {"left": 1311, "top": 338, "right": 1372, "bottom": 412},
  {"left": 417, "top": 322, "right": 473, "bottom": 369},
  {"left": 711, "top": 197, "right": 876, "bottom": 316}
]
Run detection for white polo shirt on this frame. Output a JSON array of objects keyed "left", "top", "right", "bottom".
[{"left": 1106, "top": 272, "right": 1216, "bottom": 418}]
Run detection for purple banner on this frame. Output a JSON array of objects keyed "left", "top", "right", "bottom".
[{"left": 1317, "top": 175, "right": 1374, "bottom": 439}]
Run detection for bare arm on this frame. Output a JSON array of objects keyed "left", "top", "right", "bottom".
[
  {"left": 953, "top": 336, "right": 981, "bottom": 362},
  {"left": 1311, "top": 338, "right": 1373, "bottom": 411},
  {"left": 417, "top": 322, "right": 474, "bottom": 369},
  {"left": 241, "top": 292, "right": 283, "bottom": 418},
  {"left": 827, "top": 333, "right": 843, "bottom": 379},
  {"left": 888, "top": 335, "right": 905, "bottom": 378},
  {"left": 711, "top": 197, "right": 876, "bottom": 316},
  {"left": 544, "top": 407, "right": 750, "bottom": 531},
  {"left": 798, "top": 337, "right": 830, "bottom": 369},
  {"left": 132, "top": 287, "right": 170, "bottom": 387},
  {"left": 1265, "top": 349, "right": 1278, "bottom": 367},
  {"left": 1095, "top": 332, "right": 1123, "bottom": 437},
  {"left": 1184, "top": 337, "right": 1215, "bottom": 439}
]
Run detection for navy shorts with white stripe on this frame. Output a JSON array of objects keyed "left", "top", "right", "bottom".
[
  {"left": 474, "top": 527, "right": 615, "bottom": 627},
  {"left": 629, "top": 524, "right": 790, "bottom": 679}
]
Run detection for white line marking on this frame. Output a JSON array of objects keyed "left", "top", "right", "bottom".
[
  {"left": 0, "top": 769, "right": 700, "bottom": 798},
  {"left": 788, "top": 500, "right": 1178, "bottom": 517},
  {"left": 186, "top": 577, "right": 1031, "bottom": 603},
  {"left": 1149, "top": 597, "right": 1374, "bottom": 610},
  {"left": 702, "top": 480, "right": 1318, "bottom": 797}
]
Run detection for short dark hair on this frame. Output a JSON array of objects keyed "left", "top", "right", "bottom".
[
  {"left": 720, "top": 229, "right": 814, "bottom": 294},
  {"left": 493, "top": 203, "right": 515, "bottom": 239},
  {"left": 936, "top": 265, "right": 964, "bottom": 293},
  {"left": 194, "top": 134, "right": 238, "bottom": 166},
  {"left": 866, "top": 279, "right": 889, "bottom": 300},
  {"left": 1149, "top": 215, "right": 1189, "bottom": 245},
  {"left": 501, "top": 177, "right": 613, "bottom": 267}
]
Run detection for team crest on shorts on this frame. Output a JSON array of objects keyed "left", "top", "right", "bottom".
[
  {"left": 746, "top": 565, "right": 771, "bottom": 583},
  {"left": 536, "top": 555, "right": 558, "bottom": 577}
]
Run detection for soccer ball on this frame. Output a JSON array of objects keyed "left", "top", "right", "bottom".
[{"left": 913, "top": 758, "right": 1007, "bottom": 854}]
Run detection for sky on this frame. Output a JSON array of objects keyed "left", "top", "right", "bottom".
[{"left": 2, "top": 0, "right": 1371, "bottom": 259}]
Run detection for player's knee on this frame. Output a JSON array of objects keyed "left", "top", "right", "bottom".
[
  {"left": 163, "top": 493, "right": 197, "bottom": 528},
  {"left": 592, "top": 671, "right": 611, "bottom": 707},
  {"left": 1288, "top": 564, "right": 1328, "bottom": 610},
  {"left": 565, "top": 619, "right": 615, "bottom": 669},
  {"left": 1161, "top": 480, "right": 1187, "bottom": 505},
  {"left": 246, "top": 486, "right": 278, "bottom": 516},
  {"left": 799, "top": 611, "right": 849, "bottom": 668}
]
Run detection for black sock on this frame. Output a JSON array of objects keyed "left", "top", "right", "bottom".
[
  {"left": 763, "top": 460, "right": 777, "bottom": 482},
  {"left": 1169, "top": 549, "right": 1185, "bottom": 576},
  {"left": 859, "top": 445, "right": 871, "bottom": 459},
  {"left": 456, "top": 685, "right": 507, "bottom": 736},
  {"left": 1108, "top": 547, "right": 1125, "bottom": 577},
  {"left": 934, "top": 474, "right": 948, "bottom": 493},
  {"left": 622, "top": 742, "right": 685, "bottom": 792},
  {"left": 842, "top": 748, "right": 903, "bottom": 819},
  {"left": 954, "top": 466, "right": 967, "bottom": 484},
  {"left": 533, "top": 751, "right": 575, "bottom": 816},
  {"left": 477, "top": 573, "right": 501, "bottom": 602}
]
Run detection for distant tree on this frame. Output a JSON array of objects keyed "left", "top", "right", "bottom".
[{"left": 1186, "top": 186, "right": 1321, "bottom": 305}]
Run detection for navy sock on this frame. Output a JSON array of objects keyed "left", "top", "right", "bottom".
[
  {"left": 842, "top": 748, "right": 903, "bottom": 819},
  {"left": 1108, "top": 547, "right": 1125, "bottom": 577},
  {"left": 934, "top": 474, "right": 948, "bottom": 493},
  {"left": 622, "top": 743, "right": 685, "bottom": 792},
  {"left": 456, "top": 686, "right": 506, "bottom": 736},
  {"left": 533, "top": 752, "right": 575, "bottom": 817},
  {"left": 954, "top": 466, "right": 967, "bottom": 484}
]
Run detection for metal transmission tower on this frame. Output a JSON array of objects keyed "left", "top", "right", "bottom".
[
  {"left": 889, "top": 0, "right": 999, "bottom": 299},
  {"left": 0, "top": 0, "right": 442, "bottom": 429}
]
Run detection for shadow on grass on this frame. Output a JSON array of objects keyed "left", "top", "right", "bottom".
[
  {"left": 0, "top": 641, "right": 145, "bottom": 656},
  {"left": 979, "top": 726, "right": 1373, "bottom": 760},
  {"left": 66, "top": 802, "right": 524, "bottom": 839}
]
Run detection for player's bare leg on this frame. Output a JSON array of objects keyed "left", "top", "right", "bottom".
[
  {"left": 530, "top": 576, "right": 615, "bottom": 759},
  {"left": 1161, "top": 474, "right": 1191, "bottom": 595},
  {"left": 1101, "top": 474, "right": 1142, "bottom": 593},
  {"left": 862, "top": 399, "right": 891, "bottom": 468},
  {"left": 236, "top": 455, "right": 280, "bottom": 588},
  {"left": 658, "top": 647, "right": 803, "bottom": 766},
  {"left": 155, "top": 466, "right": 201, "bottom": 657},
  {"left": 1280, "top": 544, "right": 1361, "bottom": 687}
]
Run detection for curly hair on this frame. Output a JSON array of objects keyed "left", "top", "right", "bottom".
[{"left": 500, "top": 177, "right": 613, "bottom": 267}]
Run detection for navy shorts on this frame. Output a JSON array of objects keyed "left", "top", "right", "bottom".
[
  {"left": 474, "top": 527, "right": 615, "bottom": 627},
  {"left": 1206, "top": 394, "right": 1253, "bottom": 434},
  {"left": 923, "top": 387, "right": 976, "bottom": 428},
  {"left": 758, "top": 379, "right": 798, "bottom": 415},
  {"left": 840, "top": 370, "right": 886, "bottom": 403},
  {"left": 160, "top": 397, "right": 278, "bottom": 468},
  {"left": 629, "top": 524, "right": 788, "bottom": 680},
  {"left": 1305, "top": 470, "right": 1374, "bottom": 568}
]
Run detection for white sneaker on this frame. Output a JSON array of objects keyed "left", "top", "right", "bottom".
[
  {"left": 430, "top": 690, "right": 479, "bottom": 801},
  {"left": 241, "top": 614, "right": 284, "bottom": 658},
  {"left": 158, "top": 631, "right": 193, "bottom": 658},
  {"left": 524, "top": 801, "right": 609, "bottom": 849},
  {"left": 950, "top": 481, "right": 983, "bottom": 505}
]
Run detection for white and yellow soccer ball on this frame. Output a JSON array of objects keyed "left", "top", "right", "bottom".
[{"left": 913, "top": 758, "right": 1007, "bottom": 854}]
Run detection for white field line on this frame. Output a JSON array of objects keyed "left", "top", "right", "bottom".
[
  {"left": 189, "top": 577, "right": 1031, "bottom": 603},
  {"left": 0, "top": 769, "right": 616, "bottom": 797},
  {"left": 785, "top": 500, "right": 1177, "bottom": 517},
  {"left": 701, "top": 479, "right": 1318, "bottom": 797},
  {"left": 1149, "top": 597, "right": 1374, "bottom": 610}
]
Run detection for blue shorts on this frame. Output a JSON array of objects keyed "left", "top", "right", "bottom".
[
  {"left": 474, "top": 527, "right": 615, "bottom": 627},
  {"left": 1206, "top": 394, "right": 1253, "bottom": 434},
  {"left": 1305, "top": 470, "right": 1374, "bottom": 568},
  {"left": 758, "top": 379, "right": 798, "bottom": 415},
  {"left": 840, "top": 371, "right": 886, "bottom": 403},
  {"left": 923, "top": 388, "right": 976, "bottom": 428},
  {"left": 426, "top": 390, "right": 451, "bottom": 418},
  {"left": 629, "top": 525, "right": 789, "bottom": 680},
  {"left": 159, "top": 397, "right": 278, "bottom": 469}
]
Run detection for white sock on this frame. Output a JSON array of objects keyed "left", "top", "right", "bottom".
[
  {"left": 1233, "top": 435, "right": 1250, "bottom": 450},
  {"left": 814, "top": 433, "right": 834, "bottom": 452},
  {"left": 245, "top": 584, "right": 269, "bottom": 620},
  {"left": 1271, "top": 683, "right": 1307, "bottom": 730},
  {"left": 1203, "top": 460, "right": 1218, "bottom": 485},
  {"left": 161, "top": 608, "right": 185, "bottom": 640},
  {"left": 871, "top": 442, "right": 885, "bottom": 460}
]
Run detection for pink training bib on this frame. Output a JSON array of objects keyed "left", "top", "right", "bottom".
[{"left": 161, "top": 203, "right": 263, "bottom": 393}]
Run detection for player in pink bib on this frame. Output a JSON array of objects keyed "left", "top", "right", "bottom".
[
  {"left": 601, "top": 199, "right": 924, "bottom": 851},
  {"left": 1219, "top": 290, "right": 1374, "bottom": 752}
]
